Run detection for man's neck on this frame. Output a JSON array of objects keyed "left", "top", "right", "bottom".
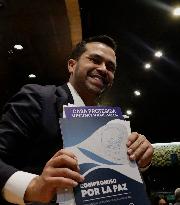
[
  {"left": 82, "top": 97, "right": 98, "bottom": 106},
  {"left": 76, "top": 88, "right": 99, "bottom": 106},
  {"left": 68, "top": 82, "right": 99, "bottom": 106}
]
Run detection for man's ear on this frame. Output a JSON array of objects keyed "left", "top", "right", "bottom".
[{"left": 68, "top": 59, "right": 77, "bottom": 74}]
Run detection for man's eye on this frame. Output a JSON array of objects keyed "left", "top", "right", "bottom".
[
  {"left": 89, "top": 57, "right": 100, "bottom": 64},
  {"left": 107, "top": 65, "right": 116, "bottom": 72}
]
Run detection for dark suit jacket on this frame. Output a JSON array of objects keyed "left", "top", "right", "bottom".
[{"left": 0, "top": 84, "right": 74, "bottom": 205}]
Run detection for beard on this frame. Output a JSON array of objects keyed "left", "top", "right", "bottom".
[{"left": 71, "top": 64, "right": 113, "bottom": 102}]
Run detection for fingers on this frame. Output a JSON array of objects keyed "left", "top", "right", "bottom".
[
  {"left": 127, "top": 132, "right": 153, "bottom": 168},
  {"left": 127, "top": 137, "right": 148, "bottom": 160},
  {"left": 47, "top": 153, "right": 79, "bottom": 172},
  {"left": 45, "top": 148, "right": 83, "bottom": 179},
  {"left": 137, "top": 146, "right": 154, "bottom": 167},
  {"left": 42, "top": 167, "right": 84, "bottom": 188},
  {"left": 43, "top": 148, "right": 84, "bottom": 187},
  {"left": 127, "top": 132, "right": 146, "bottom": 151},
  {"left": 51, "top": 177, "right": 79, "bottom": 188},
  {"left": 43, "top": 166, "right": 84, "bottom": 183},
  {"left": 51, "top": 149, "right": 77, "bottom": 160},
  {"left": 25, "top": 149, "right": 84, "bottom": 203}
]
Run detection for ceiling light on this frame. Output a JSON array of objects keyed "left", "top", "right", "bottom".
[
  {"left": 8, "top": 49, "right": 14, "bottom": 55},
  {"left": 126, "top": 110, "right": 132, "bottom": 115},
  {"left": 28, "top": 74, "right": 36, "bottom": 78},
  {"left": 144, "top": 63, "right": 151, "bottom": 70},
  {"left": 0, "top": 0, "right": 4, "bottom": 8},
  {"left": 173, "top": 7, "right": 180, "bottom": 16},
  {"left": 154, "top": 50, "right": 163, "bottom": 58},
  {"left": 14, "top": 45, "right": 23, "bottom": 50},
  {"left": 134, "top": 90, "right": 141, "bottom": 96}
]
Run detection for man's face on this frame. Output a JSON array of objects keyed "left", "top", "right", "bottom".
[{"left": 68, "top": 42, "right": 116, "bottom": 98}]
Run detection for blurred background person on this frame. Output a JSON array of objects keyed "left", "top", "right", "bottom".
[
  {"left": 153, "top": 195, "right": 168, "bottom": 205},
  {"left": 174, "top": 188, "right": 180, "bottom": 205}
]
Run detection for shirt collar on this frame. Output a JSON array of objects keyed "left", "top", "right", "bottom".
[{"left": 67, "top": 82, "right": 85, "bottom": 106}]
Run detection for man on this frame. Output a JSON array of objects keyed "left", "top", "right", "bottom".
[
  {"left": 174, "top": 188, "right": 180, "bottom": 205},
  {"left": 0, "top": 35, "right": 153, "bottom": 205}
]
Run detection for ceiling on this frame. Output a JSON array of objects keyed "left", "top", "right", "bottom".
[
  {"left": 0, "top": 0, "right": 180, "bottom": 144},
  {"left": 79, "top": 0, "right": 180, "bottom": 143}
]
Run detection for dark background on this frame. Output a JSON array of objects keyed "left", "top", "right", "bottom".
[
  {"left": 0, "top": 0, "right": 179, "bottom": 198},
  {"left": 79, "top": 1, "right": 180, "bottom": 195},
  {"left": 79, "top": 0, "right": 180, "bottom": 144},
  {"left": 1, "top": 0, "right": 180, "bottom": 143}
]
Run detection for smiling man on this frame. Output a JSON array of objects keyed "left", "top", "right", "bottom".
[
  {"left": 0, "top": 35, "right": 153, "bottom": 205},
  {"left": 68, "top": 41, "right": 116, "bottom": 105}
]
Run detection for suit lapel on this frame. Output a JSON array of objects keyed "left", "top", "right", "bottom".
[{"left": 56, "top": 84, "right": 74, "bottom": 118}]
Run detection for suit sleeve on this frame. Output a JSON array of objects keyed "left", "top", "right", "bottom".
[{"left": 0, "top": 84, "right": 42, "bottom": 192}]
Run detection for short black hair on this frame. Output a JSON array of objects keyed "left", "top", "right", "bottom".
[{"left": 68, "top": 35, "right": 117, "bottom": 60}]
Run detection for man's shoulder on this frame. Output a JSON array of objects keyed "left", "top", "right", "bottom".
[
  {"left": 18, "top": 83, "right": 71, "bottom": 104},
  {"left": 21, "top": 84, "right": 57, "bottom": 93},
  {"left": 19, "top": 83, "right": 69, "bottom": 97}
]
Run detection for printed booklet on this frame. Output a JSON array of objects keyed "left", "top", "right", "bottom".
[{"left": 57, "top": 106, "right": 151, "bottom": 205}]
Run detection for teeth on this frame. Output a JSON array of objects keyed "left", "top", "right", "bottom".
[
  {"left": 94, "top": 76, "right": 101, "bottom": 80},
  {"left": 89, "top": 74, "right": 107, "bottom": 85},
  {"left": 93, "top": 75, "right": 101, "bottom": 79},
  {"left": 94, "top": 77, "right": 103, "bottom": 83}
]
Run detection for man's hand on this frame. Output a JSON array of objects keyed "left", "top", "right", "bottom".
[
  {"left": 126, "top": 132, "right": 153, "bottom": 168},
  {"left": 24, "top": 149, "right": 84, "bottom": 203}
]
